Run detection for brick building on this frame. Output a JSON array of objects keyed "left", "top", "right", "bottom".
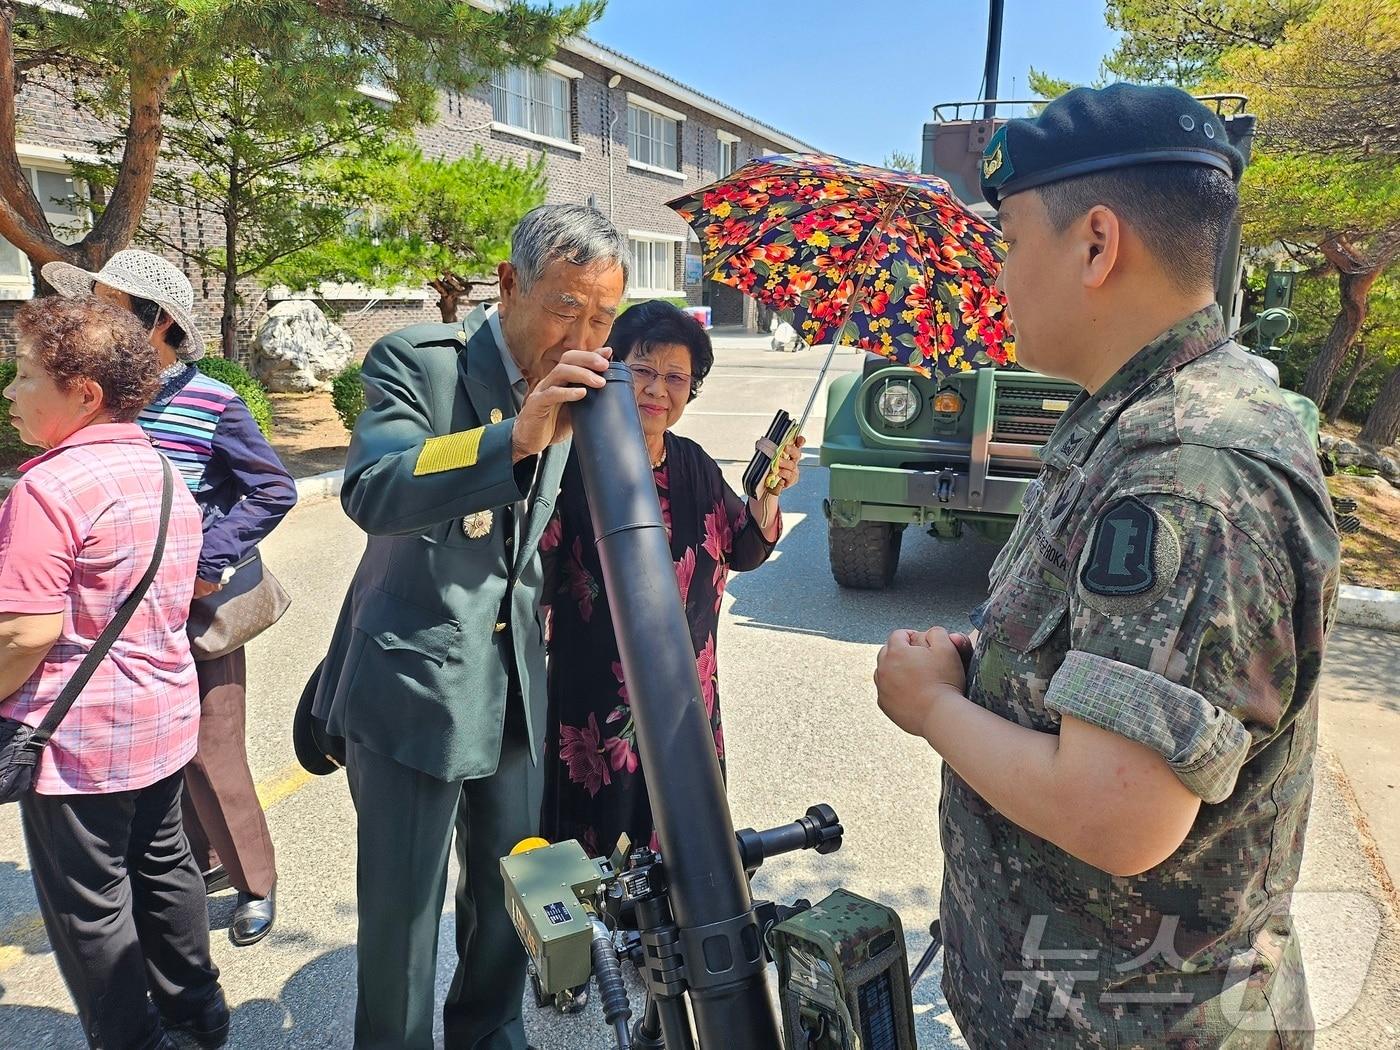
[{"left": 1, "top": 36, "right": 815, "bottom": 361}]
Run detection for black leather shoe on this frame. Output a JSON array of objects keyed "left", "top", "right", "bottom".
[
  {"left": 163, "top": 988, "right": 230, "bottom": 1048},
  {"left": 202, "top": 865, "right": 231, "bottom": 895},
  {"left": 230, "top": 887, "right": 275, "bottom": 946}
]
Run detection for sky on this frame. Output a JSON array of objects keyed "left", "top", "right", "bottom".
[{"left": 587, "top": 0, "right": 1121, "bottom": 164}]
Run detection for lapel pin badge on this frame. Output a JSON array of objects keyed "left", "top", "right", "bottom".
[{"left": 462, "top": 509, "right": 494, "bottom": 539}]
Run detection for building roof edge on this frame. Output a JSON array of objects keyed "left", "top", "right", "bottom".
[{"left": 569, "top": 36, "right": 817, "bottom": 154}]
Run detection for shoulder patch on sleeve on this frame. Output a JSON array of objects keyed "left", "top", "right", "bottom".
[
  {"left": 1076, "top": 495, "right": 1183, "bottom": 616},
  {"left": 414, "top": 427, "right": 485, "bottom": 476}
]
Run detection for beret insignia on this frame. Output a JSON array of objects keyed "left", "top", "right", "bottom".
[{"left": 982, "top": 126, "right": 1013, "bottom": 186}]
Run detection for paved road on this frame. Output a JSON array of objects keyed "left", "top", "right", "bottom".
[{"left": 1, "top": 339, "right": 1397, "bottom": 1048}]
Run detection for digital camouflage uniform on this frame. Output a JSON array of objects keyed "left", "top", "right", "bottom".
[{"left": 942, "top": 305, "right": 1341, "bottom": 1049}]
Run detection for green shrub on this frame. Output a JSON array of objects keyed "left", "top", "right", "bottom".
[
  {"left": 331, "top": 363, "right": 365, "bottom": 432},
  {"left": 617, "top": 297, "right": 689, "bottom": 317},
  {"left": 197, "top": 357, "right": 273, "bottom": 436},
  {"left": 0, "top": 360, "right": 30, "bottom": 472}
]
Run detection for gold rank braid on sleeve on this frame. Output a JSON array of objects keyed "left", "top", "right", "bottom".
[{"left": 413, "top": 427, "right": 485, "bottom": 477}]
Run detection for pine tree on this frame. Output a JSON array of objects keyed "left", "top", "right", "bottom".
[
  {"left": 0, "top": 0, "right": 602, "bottom": 276},
  {"left": 273, "top": 144, "right": 549, "bottom": 323}
]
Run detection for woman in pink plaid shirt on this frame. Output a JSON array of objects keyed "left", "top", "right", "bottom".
[{"left": 0, "top": 297, "right": 229, "bottom": 1050}]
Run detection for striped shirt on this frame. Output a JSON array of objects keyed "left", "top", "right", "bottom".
[
  {"left": 137, "top": 365, "right": 297, "bottom": 583},
  {"left": 0, "top": 424, "right": 204, "bottom": 794},
  {"left": 139, "top": 369, "right": 236, "bottom": 492}
]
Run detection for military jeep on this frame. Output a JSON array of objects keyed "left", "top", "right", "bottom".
[{"left": 820, "top": 96, "right": 1267, "bottom": 590}]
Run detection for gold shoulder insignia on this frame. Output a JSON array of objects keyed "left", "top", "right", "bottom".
[{"left": 414, "top": 427, "right": 484, "bottom": 476}]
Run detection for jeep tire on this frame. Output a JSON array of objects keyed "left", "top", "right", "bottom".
[{"left": 828, "top": 520, "right": 903, "bottom": 589}]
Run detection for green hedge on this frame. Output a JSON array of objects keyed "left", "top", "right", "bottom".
[
  {"left": 617, "top": 297, "right": 689, "bottom": 317},
  {"left": 331, "top": 363, "right": 365, "bottom": 432},
  {"left": 0, "top": 360, "right": 28, "bottom": 472},
  {"left": 197, "top": 357, "right": 273, "bottom": 436}
]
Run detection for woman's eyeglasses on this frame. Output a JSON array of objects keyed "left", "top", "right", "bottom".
[{"left": 630, "top": 363, "right": 693, "bottom": 394}]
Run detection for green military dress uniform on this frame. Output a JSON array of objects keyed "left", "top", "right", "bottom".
[
  {"left": 943, "top": 307, "right": 1340, "bottom": 1048},
  {"left": 312, "top": 306, "right": 566, "bottom": 1050}
]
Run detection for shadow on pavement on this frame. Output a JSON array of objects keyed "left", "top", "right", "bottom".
[
  {"left": 222, "top": 945, "right": 357, "bottom": 1048},
  {"left": 1319, "top": 625, "right": 1400, "bottom": 714},
  {"left": 724, "top": 465, "right": 999, "bottom": 645}
]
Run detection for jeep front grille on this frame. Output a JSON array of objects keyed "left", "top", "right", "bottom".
[{"left": 992, "top": 384, "right": 1075, "bottom": 444}]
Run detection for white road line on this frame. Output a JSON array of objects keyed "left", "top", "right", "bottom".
[{"left": 685, "top": 411, "right": 827, "bottom": 418}]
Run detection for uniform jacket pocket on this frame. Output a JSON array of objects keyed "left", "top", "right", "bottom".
[
  {"left": 983, "top": 573, "right": 1069, "bottom": 654},
  {"left": 353, "top": 589, "right": 461, "bottom": 666}
]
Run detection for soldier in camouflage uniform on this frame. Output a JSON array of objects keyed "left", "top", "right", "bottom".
[{"left": 874, "top": 84, "right": 1340, "bottom": 1048}]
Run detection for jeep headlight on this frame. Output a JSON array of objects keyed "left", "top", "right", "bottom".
[{"left": 875, "top": 380, "right": 921, "bottom": 427}]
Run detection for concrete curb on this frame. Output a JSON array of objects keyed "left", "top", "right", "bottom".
[
  {"left": 1337, "top": 584, "right": 1400, "bottom": 633},
  {"left": 294, "top": 467, "right": 344, "bottom": 504}
]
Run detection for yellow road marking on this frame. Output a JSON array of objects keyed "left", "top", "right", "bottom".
[
  {"left": 255, "top": 764, "right": 315, "bottom": 810},
  {"left": 0, "top": 760, "right": 319, "bottom": 971},
  {"left": 0, "top": 915, "right": 47, "bottom": 970}
]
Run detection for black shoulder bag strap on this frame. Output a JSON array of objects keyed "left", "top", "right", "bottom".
[{"left": 27, "top": 459, "right": 175, "bottom": 749}]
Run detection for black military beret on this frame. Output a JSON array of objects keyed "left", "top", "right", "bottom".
[{"left": 980, "top": 83, "right": 1245, "bottom": 207}]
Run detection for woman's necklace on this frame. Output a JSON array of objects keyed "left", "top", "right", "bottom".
[{"left": 650, "top": 443, "right": 667, "bottom": 470}]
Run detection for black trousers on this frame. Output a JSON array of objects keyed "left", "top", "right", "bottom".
[
  {"left": 20, "top": 768, "right": 223, "bottom": 1050},
  {"left": 346, "top": 695, "right": 540, "bottom": 1050}
]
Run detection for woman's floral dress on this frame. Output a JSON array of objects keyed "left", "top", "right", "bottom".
[{"left": 540, "top": 430, "right": 779, "bottom": 857}]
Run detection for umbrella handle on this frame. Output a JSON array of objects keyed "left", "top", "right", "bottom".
[{"left": 762, "top": 420, "right": 801, "bottom": 492}]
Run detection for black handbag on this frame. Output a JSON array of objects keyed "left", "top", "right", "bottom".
[{"left": 0, "top": 461, "right": 174, "bottom": 804}]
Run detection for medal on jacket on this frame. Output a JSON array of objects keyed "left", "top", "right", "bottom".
[{"left": 463, "top": 510, "right": 493, "bottom": 539}]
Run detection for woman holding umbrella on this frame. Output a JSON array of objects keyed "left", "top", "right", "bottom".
[{"left": 539, "top": 300, "right": 802, "bottom": 865}]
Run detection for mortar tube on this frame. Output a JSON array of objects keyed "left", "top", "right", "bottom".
[{"left": 571, "top": 363, "right": 782, "bottom": 1049}]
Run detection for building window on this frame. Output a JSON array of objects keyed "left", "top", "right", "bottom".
[
  {"left": 491, "top": 66, "right": 571, "bottom": 143},
  {"left": 717, "top": 134, "right": 739, "bottom": 175},
  {"left": 628, "top": 237, "right": 679, "bottom": 295},
  {"left": 0, "top": 164, "right": 86, "bottom": 294},
  {"left": 628, "top": 103, "right": 680, "bottom": 171}
]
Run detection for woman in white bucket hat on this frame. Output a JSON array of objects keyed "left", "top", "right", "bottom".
[
  {"left": 43, "top": 248, "right": 205, "bottom": 362},
  {"left": 43, "top": 249, "right": 296, "bottom": 949}
]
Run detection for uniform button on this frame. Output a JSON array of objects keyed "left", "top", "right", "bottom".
[{"left": 494, "top": 622, "right": 507, "bottom": 633}]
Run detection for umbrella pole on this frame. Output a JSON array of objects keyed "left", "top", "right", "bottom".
[
  {"left": 759, "top": 301, "right": 862, "bottom": 493},
  {"left": 795, "top": 302, "right": 860, "bottom": 432}
]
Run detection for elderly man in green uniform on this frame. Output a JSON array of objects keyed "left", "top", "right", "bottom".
[
  {"left": 312, "top": 204, "right": 627, "bottom": 1050},
  {"left": 874, "top": 85, "right": 1340, "bottom": 1047}
]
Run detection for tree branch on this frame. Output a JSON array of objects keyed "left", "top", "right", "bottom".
[
  {"left": 77, "top": 60, "right": 175, "bottom": 267},
  {"left": 0, "top": 7, "right": 63, "bottom": 263}
]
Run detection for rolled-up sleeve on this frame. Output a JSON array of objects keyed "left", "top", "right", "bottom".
[
  {"left": 1045, "top": 650, "right": 1250, "bottom": 803},
  {"left": 1049, "top": 491, "right": 1295, "bottom": 804}
]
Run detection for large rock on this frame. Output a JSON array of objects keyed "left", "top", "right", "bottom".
[
  {"left": 1320, "top": 433, "right": 1400, "bottom": 488},
  {"left": 253, "top": 300, "right": 356, "bottom": 392}
]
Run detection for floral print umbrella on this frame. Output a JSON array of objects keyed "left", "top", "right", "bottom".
[{"left": 667, "top": 152, "right": 1015, "bottom": 377}]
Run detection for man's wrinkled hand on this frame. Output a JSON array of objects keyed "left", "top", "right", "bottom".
[
  {"left": 511, "top": 347, "right": 611, "bottom": 462},
  {"left": 874, "top": 627, "right": 968, "bottom": 737}
]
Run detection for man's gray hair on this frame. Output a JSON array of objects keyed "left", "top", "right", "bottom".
[{"left": 510, "top": 204, "right": 630, "bottom": 290}]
